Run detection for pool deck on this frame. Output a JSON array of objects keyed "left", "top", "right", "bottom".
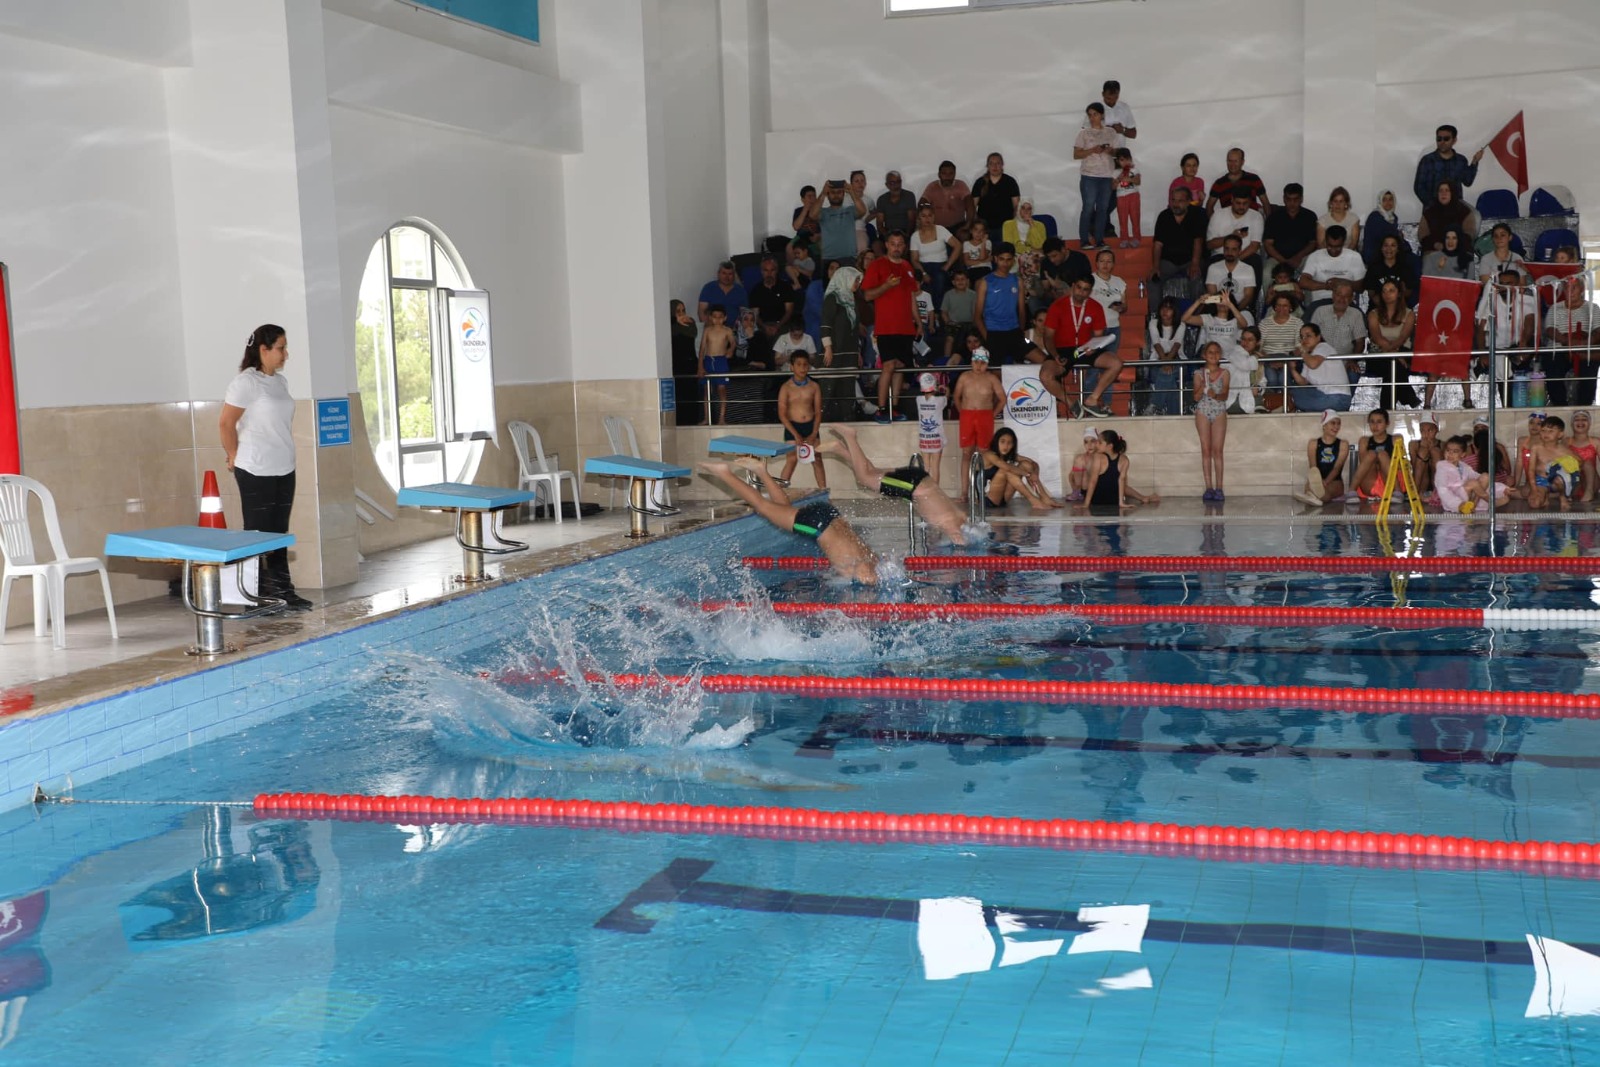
[{"left": 1, "top": 493, "right": 1596, "bottom": 724}]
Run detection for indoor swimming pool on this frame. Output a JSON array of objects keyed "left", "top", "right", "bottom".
[{"left": 3, "top": 512, "right": 1600, "bottom": 1065}]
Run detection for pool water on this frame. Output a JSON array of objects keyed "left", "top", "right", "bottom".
[{"left": 5, "top": 514, "right": 1600, "bottom": 1065}]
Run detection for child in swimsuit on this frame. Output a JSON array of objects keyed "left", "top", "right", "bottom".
[
  {"left": 1192, "top": 342, "right": 1228, "bottom": 501},
  {"left": 1353, "top": 408, "right": 1396, "bottom": 500},
  {"left": 1067, "top": 424, "right": 1101, "bottom": 502},
  {"left": 699, "top": 305, "right": 735, "bottom": 425},
  {"left": 699, "top": 460, "right": 877, "bottom": 583},
  {"left": 1528, "top": 415, "right": 1580, "bottom": 512},
  {"left": 777, "top": 352, "right": 826, "bottom": 489},
  {"left": 819, "top": 424, "right": 973, "bottom": 544},
  {"left": 1295, "top": 410, "right": 1349, "bottom": 506},
  {"left": 1570, "top": 410, "right": 1597, "bottom": 501}
]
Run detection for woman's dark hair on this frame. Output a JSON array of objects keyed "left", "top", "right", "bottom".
[
  {"left": 1302, "top": 322, "right": 1323, "bottom": 339},
  {"left": 241, "top": 324, "right": 285, "bottom": 371},
  {"left": 1369, "top": 407, "right": 1391, "bottom": 425},
  {"left": 990, "top": 427, "right": 1018, "bottom": 457},
  {"left": 1180, "top": 152, "right": 1199, "bottom": 168},
  {"left": 1239, "top": 326, "right": 1262, "bottom": 344},
  {"left": 1099, "top": 429, "right": 1127, "bottom": 455},
  {"left": 1153, "top": 296, "right": 1179, "bottom": 321}
]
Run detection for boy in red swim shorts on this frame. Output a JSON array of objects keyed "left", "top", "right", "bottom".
[{"left": 951, "top": 346, "right": 1006, "bottom": 502}]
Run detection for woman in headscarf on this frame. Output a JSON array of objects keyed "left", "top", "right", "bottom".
[
  {"left": 1361, "top": 189, "right": 1402, "bottom": 263},
  {"left": 1418, "top": 180, "right": 1476, "bottom": 252},
  {"left": 819, "top": 264, "right": 863, "bottom": 422},
  {"left": 669, "top": 299, "right": 702, "bottom": 427},
  {"left": 1421, "top": 226, "right": 1473, "bottom": 279}
]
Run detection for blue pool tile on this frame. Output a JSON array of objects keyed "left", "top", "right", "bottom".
[
  {"left": 184, "top": 697, "right": 222, "bottom": 733},
  {"left": 200, "top": 665, "right": 235, "bottom": 699},
  {"left": 25, "top": 709, "right": 73, "bottom": 754},
  {"left": 67, "top": 702, "right": 108, "bottom": 740},
  {"left": 164, "top": 674, "right": 207, "bottom": 709},
  {"left": 47, "top": 738, "right": 88, "bottom": 777},
  {"left": 82, "top": 726, "right": 125, "bottom": 766}
]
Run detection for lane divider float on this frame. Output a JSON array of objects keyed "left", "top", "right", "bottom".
[
  {"left": 741, "top": 554, "right": 1600, "bottom": 575},
  {"left": 487, "top": 667, "right": 1600, "bottom": 722},
  {"left": 699, "top": 600, "right": 1600, "bottom": 630},
  {"left": 252, "top": 792, "right": 1600, "bottom": 880}
]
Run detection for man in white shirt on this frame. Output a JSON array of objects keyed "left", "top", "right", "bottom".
[
  {"left": 1309, "top": 281, "right": 1369, "bottom": 356},
  {"left": 1297, "top": 226, "right": 1366, "bottom": 312},
  {"left": 1475, "top": 270, "right": 1536, "bottom": 351},
  {"left": 1079, "top": 79, "right": 1136, "bottom": 140},
  {"left": 1206, "top": 191, "right": 1263, "bottom": 262},
  {"left": 1205, "top": 234, "right": 1257, "bottom": 310},
  {"left": 1545, "top": 279, "right": 1600, "bottom": 404}
]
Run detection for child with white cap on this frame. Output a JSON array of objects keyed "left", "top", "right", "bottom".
[
  {"left": 915, "top": 372, "right": 947, "bottom": 485},
  {"left": 1409, "top": 411, "right": 1442, "bottom": 502},
  {"left": 1294, "top": 410, "right": 1351, "bottom": 506},
  {"left": 950, "top": 345, "right": 1006, "bottom": 502},
  {"left": 1067, "top": 423, "right": 1102, "bottom": 503}
]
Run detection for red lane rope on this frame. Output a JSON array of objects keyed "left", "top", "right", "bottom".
[
  {"left": 487, "top": 668, "right": 1600, "bottom": 722},
  {"left": 252, "top": 792, "right": 1600, "bottom": 878},
  {"left": 741, "top": 554, "right": 1600, "bottom": 574},
  {"left": 700, "top": 600, "right": 1484, "bottom": 628}
]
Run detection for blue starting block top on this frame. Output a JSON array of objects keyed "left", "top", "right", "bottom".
[
  {"left": 105, "top": 526, "right": 295, "bottom": 564},
  {"left": 396, "top": 482, "right": 536, "bottom": 510},
  {"left": 708, "top": 435, "right": 796, "bottom": 458},
  {"left": 585, "top": 455, "right": 691, "bottom": 480}
]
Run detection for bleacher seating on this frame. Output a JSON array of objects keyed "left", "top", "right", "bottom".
[
  {"left": 1475, "top": 188, "right": 1520, "bottom": 221},
  {"left": 1534, "top": 227, "right": 1581, "bottom": 261}
]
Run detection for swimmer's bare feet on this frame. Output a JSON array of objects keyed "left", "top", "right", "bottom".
[
  {"left": 731, "top": 456, "right": 767, "bottom": 475},
  {"left": 829, "top": 424, "right": 859, "bottom": 444},
  {"left": 698, "top": 461, "right": 733, "bottom": 477},
  {"left": 816, "top": 439, "right": 848, "bottom": 459}
]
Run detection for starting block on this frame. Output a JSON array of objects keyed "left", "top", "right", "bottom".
[
  {"left": 584, "top": 455, "right": 689, "bottom": 538},
  {"left": 709, "top": 435, "right": 798, "bottom": 486},
  {"left": 104, "top": 526, "right": 294, "bottom": 655},
  {"left": 396, "top": 482, "right": 535, "bottom": 583}
]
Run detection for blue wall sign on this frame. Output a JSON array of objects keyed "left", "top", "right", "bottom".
[
  {"left": 659, "top": 378, "right": 676, "bottom": 413},
  {"left": 407, "top": 0, "right": 539, "bottom": 44},
  {"left": 317, "top": 398, "right": 352, "bottom": 447}
]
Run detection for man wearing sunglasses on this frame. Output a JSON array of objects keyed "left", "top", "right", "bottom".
[{"left": 1413, "top": 125, "right": 1486, "bottom": 209}]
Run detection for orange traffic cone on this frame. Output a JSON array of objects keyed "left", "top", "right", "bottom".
[{"left": 198, "top": 470, "right": 226, "bottom": 529}]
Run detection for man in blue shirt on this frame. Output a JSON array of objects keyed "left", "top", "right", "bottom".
[
  {"left": 697, "top": 261, "right": 749, "bottom": 325},
  {"left": 1413, "top": 124, "right": 1484, "bottom": 209},
  {"left": 802, "top": 178, "right": 866, "bottom": 264}
]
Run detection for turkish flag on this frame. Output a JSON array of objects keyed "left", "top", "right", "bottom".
[
  {"left": 1487, "top": 111, "right": 1529, "bottom": 196},
  {"left": 1527, "top": 261, "right": 1581, "bottom": 306},
  {"left": 1413, "top": 276, "right": 1480, "bottom": 380}
]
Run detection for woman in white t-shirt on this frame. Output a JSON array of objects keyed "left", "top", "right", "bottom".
[
  {"left": 1180, "top": 290, "right": 1254, "bottom": 357},
  {"left": 909, "top": 202, "right": 959, "bottom": 308},
  {"left": 219, "top": 324, "right": 311, "bottom": 611},
  {"left": 1316, "top": 186, "right": 1360, "bottom": 251}
]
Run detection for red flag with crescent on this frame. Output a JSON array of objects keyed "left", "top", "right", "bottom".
[
  {"left": 1487, "top": 111, "right": 1528, "bottom": 196},
  {"left": 1527, "top": 260, "right": 1582, "bottom": 307},
  {"left": 1413, "top": 276, "right": 1480, "bottom": 380}
]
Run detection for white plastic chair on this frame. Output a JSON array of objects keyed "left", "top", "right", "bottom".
[
  {"left": 508, "top": 420, "right": 581, "bottom": 524},
  {"left": 601, "top": 415, "right": 671, "bottom": 509},
  {"left": 0, "top": 475, "right": 118, "bottom": 648}
]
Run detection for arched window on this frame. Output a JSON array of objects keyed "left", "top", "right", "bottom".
[{"left": 354, "top": 219, "right": 484, "bottom": 491}]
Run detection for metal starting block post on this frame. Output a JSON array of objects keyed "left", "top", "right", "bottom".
[
  {"left": 584, "top": 455, "right": 690, "bottom": 538},
  {"left": 396, "top": 482, "right": 536, "bottom": 583},
  {"left": 104, "top": 526, "right": 294, "bottom": 656}
]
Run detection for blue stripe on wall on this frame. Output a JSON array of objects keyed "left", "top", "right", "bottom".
[{"left": 409, "top": 0, "right": 539, "bottom": 44}]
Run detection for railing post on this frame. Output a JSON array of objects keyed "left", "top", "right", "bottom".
[{"left": 968, "top": 450, "right": 985, "bottom": 525}]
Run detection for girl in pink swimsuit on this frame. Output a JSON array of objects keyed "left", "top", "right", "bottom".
[{"left": 1570, "top": 410, "right": 1597, "bottom": 501}]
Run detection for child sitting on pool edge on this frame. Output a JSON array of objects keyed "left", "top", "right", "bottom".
[
  {"left": 1527, "top": 415, "right": 1580, "bottom": 512},
  {"left": 699, "top": 460, "right": 878, "bottom": 584}
]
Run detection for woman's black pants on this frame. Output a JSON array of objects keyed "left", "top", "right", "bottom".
[{"left": 233, "top": 467, "right": 297, "bottom": 593}]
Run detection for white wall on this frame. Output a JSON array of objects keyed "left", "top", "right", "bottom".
[
  {"left": 659, "top": 0, "right": 730, "bottom": 313},
  {"left": 329, "top": 105, "right": 573, "bottom": 387},
  {"left": 0, "top": 32, "right": 189, "bottom": 408},
  {"left": 764, "top": 0, "right": 1304, "bottom": 241},
  {"left": 763, "top": 0, "right": 1600, "bottom": 240}
]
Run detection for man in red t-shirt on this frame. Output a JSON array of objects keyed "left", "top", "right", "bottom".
[
  {"left": 864, "top": 231, "right": 920, "bottom": 422},
  {"left": 1042, "top": 277, "right": 1120, "bottom": 417}
]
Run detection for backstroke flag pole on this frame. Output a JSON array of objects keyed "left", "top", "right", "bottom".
[{"left": 0, "top": 264, "right": 19, "bottom": 474}]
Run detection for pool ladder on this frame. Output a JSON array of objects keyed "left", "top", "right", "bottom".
[
  {"left": 968, "top": 450, "right": 985, "bottom": 526},
  {"left": 906, "top": 453, "right": 924, "bottom": 554}
]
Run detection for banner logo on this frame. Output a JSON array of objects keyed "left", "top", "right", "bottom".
[
  {"left": 458, "top": 307, "right": 488, "bottom": 360},
  {"left": 1006, "top": 378, "right": 1052, "bottom": 427}
]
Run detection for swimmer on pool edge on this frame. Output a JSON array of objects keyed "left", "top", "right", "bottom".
[
  {"left": 818, "top": 424, "right": 971, "bottom": 545},
  {"left": 699, "top": 460, "right": 879, "bottom": 584}
]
